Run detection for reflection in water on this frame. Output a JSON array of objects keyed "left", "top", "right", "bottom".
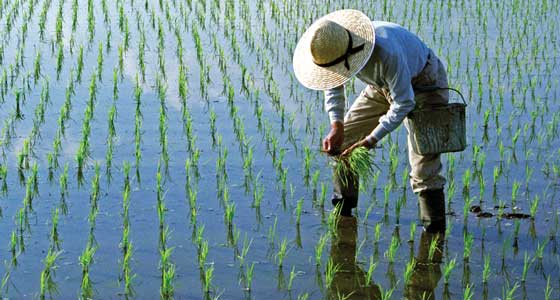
[
  {"left": 327, "top": 217, "right": 444, "bottom": 300},
  {"left": 327, "top": 216, "right": 381, "bottom": 300},
  {"left": 405, "top": 231, "right": 444, "bottom": 300}
]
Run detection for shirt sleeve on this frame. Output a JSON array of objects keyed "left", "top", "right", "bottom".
[
  {"left": 324, "top": 85, "right": 345, "bottom": 124},
  {"left": 368, "top": 53, "right": 416, "bottom": 142}
]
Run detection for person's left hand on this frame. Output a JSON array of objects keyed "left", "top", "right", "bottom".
[{"left": 341, "top": 137, "right": 376, "bottom": 157}]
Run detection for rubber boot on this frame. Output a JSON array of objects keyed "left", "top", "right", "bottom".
[
  {"left": 418, "top": 188, "right": 446, "bottom": 233},
  {"left": 332, "top": 168, "right": 359, "bottom": 217}
]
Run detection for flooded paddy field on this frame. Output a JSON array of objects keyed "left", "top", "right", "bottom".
[{"left": 0, "top": 0, "right": 559, "bottom": 299}]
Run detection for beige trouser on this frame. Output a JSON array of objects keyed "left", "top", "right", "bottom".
[{"left": 336, "top": 51, "right": 448, "bottom": 203}]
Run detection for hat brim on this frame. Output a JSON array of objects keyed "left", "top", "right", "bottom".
[{"left": 293, "top": 10, "right": 375, "bottom": 91}]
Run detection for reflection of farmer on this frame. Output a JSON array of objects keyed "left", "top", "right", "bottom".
[
  {"left": 293, "top": 10, "right": 447, "bottom": 232},
  {"left": 328, "top": 216, "right": 380, "bottom": 300},
  {"left": 405, "top": 231, "right": 444, "bottom": 300}
]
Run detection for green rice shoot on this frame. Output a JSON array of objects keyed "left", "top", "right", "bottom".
[{"left": 331, "top": 147, "right": 379, "bottom": 187}]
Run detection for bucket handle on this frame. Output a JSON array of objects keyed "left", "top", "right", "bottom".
[{"left": 414, "top": 86, "right": 467, "bottom": 106}]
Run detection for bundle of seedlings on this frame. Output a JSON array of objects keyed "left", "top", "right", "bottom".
[{"left": 330, "top": 147, "right": 378, "bottom": 186}]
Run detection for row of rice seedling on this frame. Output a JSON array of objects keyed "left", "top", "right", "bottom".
[
  {"left": 119, "top": 162, "right": 135, "bottom": 296},
  {"left": 47, "top": 71, "right": 75, "bottom": 178},
  {"left": 180, "top": 6, "right": 316, "bottom": 295},
  {"left": 39, "top": 208, "right": 62, "bottom": 299},
  {"left": 156, "top": 165, "right": 176, "bottom": 299},
  {"left": 75, "top": 70, "right": 98, "bottom": 183},
  {"left": 79, "top": 163, "right": 101, "bottom": 298}
]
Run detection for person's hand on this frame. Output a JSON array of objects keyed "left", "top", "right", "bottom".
[
  {"left": 323, "top": 121, "right": 344, "bottom": 155},
  {"left": 341, "top": 137, "right": 377, "bottom": 157}
]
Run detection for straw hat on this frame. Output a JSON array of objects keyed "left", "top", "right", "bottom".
[{"left": 293, "top": 9, "right": 375, "bottom": 90}]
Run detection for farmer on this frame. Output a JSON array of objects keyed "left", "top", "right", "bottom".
[{"left": 293, "top": 10, "right": 448, "bottom": 232}]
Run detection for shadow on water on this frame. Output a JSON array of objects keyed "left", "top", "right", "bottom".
[{"left": 327, "top": 217, "right": 444, "bottom": 300}]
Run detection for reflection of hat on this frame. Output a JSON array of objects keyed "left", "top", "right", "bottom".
[{"left": 293, "top": 9, "right": 375, "bottom": 90}]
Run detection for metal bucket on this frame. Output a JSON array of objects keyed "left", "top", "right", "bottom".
[{"left": 405, "top": 87, "right": 467, "bottom": 155}]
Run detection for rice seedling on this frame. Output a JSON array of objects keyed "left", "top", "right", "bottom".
[
  {"left": 401, "top": 257, "right": 416, "bottom": 286},
  {"left": 462, "top": 168, "right": 471, "bottom": 195},
  {"left": 209, "top": 109, "right": 217, "bottom": 145},
  {"left": 463, "top": 283, "right": 474, "bottom": 300},
  {"left": 11, "top": 229, "right": 19, "bottom": 262},
  {"left": 408, "top": 222, "right": 417, "bottom": 243},
  {"left": 529, "top": 195, "right": 539, "bottom": 219},
  {"left": 203, "top": 264, "right": 214, "bottom": 294},
  {"left": 383, "top": 184, "right": 392, "bottom": 211},
  {"left": 118, "top": 45, "right": 124, "bottom": 75},
  {"left": 314, "top": 233, "right": 328, "bottom": 266},
  {"left": 56, "top": 45, "right": 64, "bottom": 79},
  {"left": 331, "top": 147, "right": 377, "bottom": 187},
  {"left": 365, "top": 255, "right": 377, "bottom": 286},
  {"left": 492, "top": 165, "right": 500, "bottom": 194},
  {"left": 225, "top": 202, "right": 235, "bottom": 228},
  {"left": 535, "top": 239, "right": 548, "bottom": 260},
  {"left": 384, "top": 235, "right": 400, "bottom": 263},
  {"left": 287, "top": 265, "right": 299, "bottom": 290},
  {"left": 463, "top": 233, "right": 474, "bottom": 261},
  {"left": 39, "top": 248, "right": 61, "bottom": 299},
  {"left": 160, "top": 259, "right": 176, "bottom": 299},
  {"left": 1, "top": 268, "right": 11, "bottom": 297},
  {"left": 276, "top": 238, "right": 288, "bottom": 268},
  {"left": 33, "top": 51, "right": 41, "bottom": 84},
  {"left": 252, "top": 179, "right": 264, "bottom": 208},
  {"left": 463, "top": 196, "right": 474, "bottom": 222},
  {"left": 400, "top": 166, "right": 409, "bottom": 190},
  {"left": 242, "top": 262, "right": 254, "bottom": 291},
  {"left": 17, "top": 138, "right": 29, "bottom": 170},
  {"left": 544, "top": 276, "right": 552, "bottom": 300},
  {"left": 496, "top": 200, "right": 507, "bottom": 219},
  {"left": 97, "top": 42, "right": 104, "bottom": 81},
  {"left": 14, "top": 90, "right": 23, "bottom": 120},
  {"left": 511, "top": 180, "right": 521, "bottom": 206},
  {"left": 30, "top": 162, "right": 39, "bottom": 194},
  {"left": 267, "top": 217, "right": 277, "bottom": 246},
  {"left": 502, "top": 281, "right": 519, "bottom": 300},
  {"left": 120, "top": 163, "right": 135, "bottom": 294},
  {"left": 79, "top": 245, "right": 97, "bottom": 299},
  {"left": 324, "top": 258, "right": 340, "bottom": 288},
  {"left": 395, "top": 196, "right": 404, "bottom": 224},
  {"left": 374, "top": 223, "right": 382, "bottom": 244},
  {"left": 363, "top": 200, "right": 375, "bottom": 223},
  {"left": 23, "top": 176, "right": 34, "bottom": 211},
  {"left": 327, "top": 206, "right": 340, "bottom": 236},
  {"left": 428, "top": 235, "right": 440, "bottom": 261},
  {"left": 198, "top": 240, "right": 208, "bottom": 269},
  {"left": 482, "top": 254, "right": 491, "bottom": 284},
  {"left": 237, "top": 235, "right": 252, "bottom": 266},
  {"left": 521, "top": 251, "right": 533, "bottom": 282},
  {"left": 379, "top": 284, "right": 396, "bottom": 300},
  {"left": 58, "top": 163, "right": 68, "bottom": 206},
  {"left": 443, "top": 258, "right": 456, "bottom": 285},
  {"left": 295, "top": 197, "right": 304, "bottom": 225},
  {"left": 49, "top": 208, "right": 60, "bottom": 251},
  {"left": 0, "top": 165, "right": 7, "bottom": 196}
]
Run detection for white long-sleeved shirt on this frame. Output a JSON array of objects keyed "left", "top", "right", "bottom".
[{"left": 325, "top": 21, "right": 431, "bottom": 142}]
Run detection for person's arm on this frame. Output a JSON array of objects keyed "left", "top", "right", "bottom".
[
  {"left": 323, "top": 85, "right": 346, "bottom": 154},
  {"left": 324, "top": 85, "right": 345, "bottom": 124},
  {"left": 365, "top": 53, "right": 415, "bottom": 144}
]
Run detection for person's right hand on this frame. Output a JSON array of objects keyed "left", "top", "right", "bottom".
[{"left": 323, "top": 121, "right": 344, "bottom": 155}]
